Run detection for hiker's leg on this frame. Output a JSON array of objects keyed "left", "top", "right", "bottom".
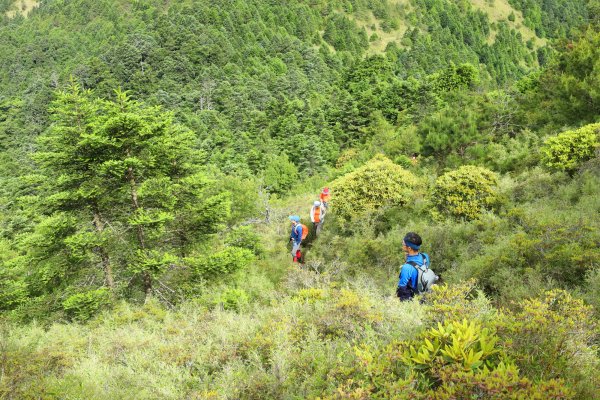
[{"left": 291, "top": 242, "right": 300, "bottom": 261}]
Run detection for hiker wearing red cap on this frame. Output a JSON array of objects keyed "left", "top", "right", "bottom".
[{"left": 320, "top": 187, "right": 331, "bottom": 209}]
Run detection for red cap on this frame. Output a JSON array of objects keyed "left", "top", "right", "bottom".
[{"left": 322, "top": 187, "right": 330, "bottom": 194}]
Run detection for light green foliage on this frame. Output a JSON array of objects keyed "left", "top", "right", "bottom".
[
  {"left": 219, "top": 288, "right": 250, "bottom": 311},
  {"left": 400, "top": 319, "right": 501, "bottom": 374},
  {"left": 541, "top": 123, "right": 600, "bottom": 174},
  {"left": 0, "top": 0, "right": 598, "bottom": 396},
  {"left": 0, "top": 282, "right": 424, "bottom": 399},
  {"left": 15, "top": 84, "right": 232, "bottom": 315},
  {"left": 225, "top": 225, "right": 264, "bottom": 256},
  {"left": 431, "top": 165, "right": 499, "bottom": 220},
  {"left": 327, "top": 295, "right": 575, "bottom": 399},
  {"left": 0, "top": 239, "right": 27, "bottom": 310},
  {"left": 188, "top": 247, "right": 254, "bottom": 279},
  {"left": 426, "top": 362, "right": 573, "bottom": 399},
  {"left": 429, "top": 63, "right": 479, "bottom": 94},
  {"left": 424, "top": 280, "right": 497, "bottom": 325},
  {"left": 63, "top": 288, "right": 111, "bottom": 322},
  {"left": 330, "top": 154, "right": 418, "bottom": 222},
  {"left": 496, "top": 290, "right": 599, "bottom": 397},
  {"left": 217, "top": 174, "right": 260, "bottom": 224}
]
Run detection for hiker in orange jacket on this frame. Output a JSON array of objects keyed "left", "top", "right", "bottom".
[
  {"left": 310, "top": 200, "right": 326, "bottom": 236},
  {"left": 320, "top": 187, "right": 331, "bottom": 209}
]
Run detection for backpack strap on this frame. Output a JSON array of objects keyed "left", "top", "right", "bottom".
[{"left": 406, "top": 257, "right": 428, "bottom": 293}]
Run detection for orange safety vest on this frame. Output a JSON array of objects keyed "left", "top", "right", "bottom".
[
  {"left": 320, "top": 193, "right": 330, "bottom": 203},
  {"left": 314, "top": 206, "right": 321, "bottom": 223}
]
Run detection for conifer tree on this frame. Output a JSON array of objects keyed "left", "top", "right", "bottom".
[{"left": 31, "top": 83, "right": 228, "bottom": 303}]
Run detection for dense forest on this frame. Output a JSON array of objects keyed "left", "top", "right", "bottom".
[{"left": 0, "top": 0, "right": 599, "bottom": 398}]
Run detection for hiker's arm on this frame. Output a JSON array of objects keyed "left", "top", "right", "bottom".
[
  {"left": 310, "top": 207, "right": 315, "bottom": 222},
  {"left": 396, "top": 266, "right": 412, "bottom": 300},
  {"left": 398, "top": 265, "right": 411, "bottom": 287}
]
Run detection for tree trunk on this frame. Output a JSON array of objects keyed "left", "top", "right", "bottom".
[
  {"left": 92, "top": 209, "right": 114, "bottom": 291},
  {"left": 127, "top": 164, "right": 152, "bottom": 300}
]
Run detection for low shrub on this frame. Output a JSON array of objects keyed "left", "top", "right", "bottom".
[
  {"left": 541, "top": 123, "right": 600, "bottom": 175},
  {"left": 496, "top": 290, "right": 600, "bottom": 397},
  {"left": 330, "top": 154, "right": 418, "bottom": 223},
  {"left": 431, "top": 165, "right": 499, "bottom": 221}
]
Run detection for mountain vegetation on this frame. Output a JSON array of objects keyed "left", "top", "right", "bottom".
[{"left": 0, "top": 0, "right": 599, "bottom": 398}]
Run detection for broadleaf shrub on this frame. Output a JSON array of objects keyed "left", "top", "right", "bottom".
[
  {"left": 541, "top": 123, "right": 600, "bottom": 174},
  {"left": 330, "top": 154, "right": 418, "bottom": 222},
  {"left": 496, "top": 290, "right": 599, "bottom": 397},
  {"left": 431, "top": 165, "right": 499, "bottom": 220}
]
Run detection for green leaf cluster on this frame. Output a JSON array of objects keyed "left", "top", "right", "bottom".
[{"left": 400, "top": 319, "right": 500, "bottom": 373}]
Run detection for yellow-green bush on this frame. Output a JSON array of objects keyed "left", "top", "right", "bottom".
[
  {"left": 326, "top": 317, "right": 573, "bottom": 399},
  {"left": 542, "top": 123, "right": 600, "bottom": 174},
  {"left": 400, "top": 319, "right": 502, "bottom": 375},
  {"left": 496, "top": 290, "right": 600, "bottom": 398},
  {"left": 330, "top": 154, "right": 418, "bottom": 222},
  {"left": 431, "top": 165, "right": 499, "bottom": 220}
]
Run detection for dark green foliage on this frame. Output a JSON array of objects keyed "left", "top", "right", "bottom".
[
  {"left": 520, "top": 29, "right": 600, "bottom": 131},
  {"left": 323, "top": 13, "right": 369, "bottom": 54},
  {"left": 4, "top": 85, "right": 232, "bottom": 318},
  {"left": 262, "top": 154, "right": 299, "bottom": 196},
  {"left": 507, "top": 0, "right": 588, "bottom": 38}
]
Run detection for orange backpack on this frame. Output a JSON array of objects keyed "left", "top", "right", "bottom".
[
  {"left": 313, "top": 206, "right": 322, "bottom": 223},
  {"left": 296, "top": 223, "right": 309, "bottom": 240}
]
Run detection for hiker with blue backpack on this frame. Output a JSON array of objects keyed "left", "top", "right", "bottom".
[{"left": 396, "top": 232, "right": 439, "bottom": 301}]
